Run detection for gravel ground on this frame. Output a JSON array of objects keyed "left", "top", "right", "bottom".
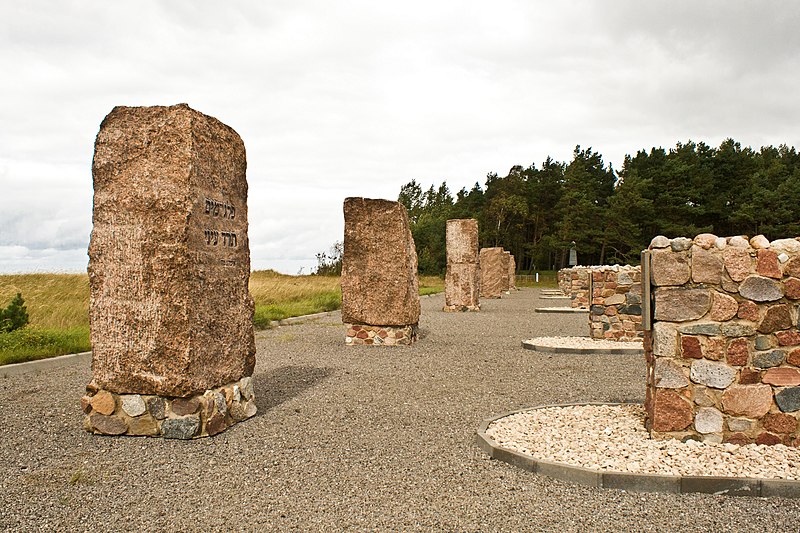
[
  {"left": 488, "top": 404, "right": 800, "bottom": 479},
  {"left": 2, "top": 288, "right": 800, "bottom": 531}
]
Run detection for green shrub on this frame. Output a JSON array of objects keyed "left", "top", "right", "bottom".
[{"left": 0, "top": 293, "right": 29, "bottom": 333}]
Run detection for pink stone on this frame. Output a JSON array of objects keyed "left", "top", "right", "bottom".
[
  {"left": 756, "top": 432, "right": 782, "bottom": 445},
  {"left": 704, "top": 337, "right": 726, "bottom": 361},
  {"left": 777, "top": 330, "right": 800, "bottom": 346},
  {"left": 739, "top": 368, "right": 761, "bottom": 384},
  {"left": 785, "top": 256, "right": 800, "bottom": 278},
  {"left": 762, "top": 367, "right": 800, "bottom": 386},
  {"left": 756, "top": 249, "right": 782, "bottom": 279},
  {"left": 785, "top": 277, "right": 800, "bottom": 300},
  {"left": 651, "top": 249, "right": 690, "bottom": 286},
  {"left": 723, "top": 248, "right": 752, "bottom": 282},
  {"left": 726, "top": 338, "right": 749, "bottom": 366},
  {"left": 652, "top": 390, "right": 693, "bottom": 432},
  {"left": 708, "top": 291, "right": 738, "bottom": 321},
  {"left": 737, "top": 301, "right": 760, "bottom": 321},
  {"left": 691, "top": 246, "right": 723, "bottom": 284},
  {"left": 681, "top": 336, "right": 703, "bottom": 359},
  {"left": 757, "top": 304, "right": 792, "bottom": 334},
  {"left": 763, "top": 413, "right": 798, "bottom": 433},
  {"left": 721, "top": 384, "right": 773, "bottom": 418}
]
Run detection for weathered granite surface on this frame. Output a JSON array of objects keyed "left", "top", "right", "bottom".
[
  {"left": 341, "top": 198, "right": 420, "bottom": 327},
  {"left": 444, "top": 219, "right": 480, "bottom": 311},
  {"left": 88, "top": 104, "right": 255, "bottom": 398},
  {"left": 479, "top": 247, "right": 505, "bottom": 299}
]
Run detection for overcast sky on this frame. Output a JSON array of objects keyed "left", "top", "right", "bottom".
[{"left": 2, "top": 1, "right": 798, "bottom": 274}]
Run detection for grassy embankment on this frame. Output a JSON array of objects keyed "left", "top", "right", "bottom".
[{"left": 0, "top": 271, "right": 445, "bottom": 366}]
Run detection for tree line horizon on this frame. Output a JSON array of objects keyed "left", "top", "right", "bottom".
[
  {"left": 311, "top": 138, "right": 800, "bottom": 277},
  {"left": 393, "top": 138, "right": 800, "bottom": 275}
]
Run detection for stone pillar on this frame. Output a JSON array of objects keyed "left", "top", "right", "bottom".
[
  {"left": 645, "top": 233, "right": 800, "bottom": 446},
  {"left": 342, "top": 198, "right": 420, "bottom": 345},
  {"left": 82, "top": 104, "right": 256, "bottom": 439},
  {"left": 444, "top": 219, "right": 480, "bottom": 312},
  {"left": 588, "top": 266, "right": 643, "bottom": 341},
  {"left": 479, "top": 247, "right": 505, "bottom": 299},
  {"left": 507, "top": 253, "right": 517, "bottom": 290}
]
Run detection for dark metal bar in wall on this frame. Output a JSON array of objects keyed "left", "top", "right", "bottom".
[{"left": 641, "top": 250, "right": 652, "bottom": 331}]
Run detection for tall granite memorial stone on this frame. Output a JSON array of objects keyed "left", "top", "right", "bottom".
[
  {"left": 342, "top": 198, "right": 421, "bottom": 345},
  {"left": 444, "top": 218, "right": 480, "bottom": 312},
  {"left": 479, "top": 247, "right": 505, "bottom": 299},
  {"left": 82, "top": 104, "right": 257, "bottom": 438}
]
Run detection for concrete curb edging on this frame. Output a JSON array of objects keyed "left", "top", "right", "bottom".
[
  {"left": 521, "top": 338, "right": 644, "bottom": 355},
  {"left": 269, "top": 310, "right": 340, "bottom": 328},
  {"left": 1, "top": 351, "right": 92, "bottom": 378},
  {"left": 476, "top": 402, "right": 800, "bottom": 498},
  {"left": 534, "top": 307, "right": 589, "bottom": 314}
]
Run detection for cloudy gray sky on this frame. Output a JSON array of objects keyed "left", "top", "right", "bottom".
[{"left": 2, "top": 1, "right": 798, "bottom": 274}]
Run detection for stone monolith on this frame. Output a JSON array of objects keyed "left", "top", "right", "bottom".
[
  {"left": 342, "top": 197, "right": 420, "bottom": 345},
  {"left": 479, "top": 247, "right": 505, "bottom": 298},
  {"left": 82, "top": 104, "right": 256, "bottom": 439},
  {"left": 444, "top": 219, "right": 480, "bottom": 312}
]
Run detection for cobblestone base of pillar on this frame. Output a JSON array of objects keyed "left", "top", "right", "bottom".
[
  {"left": 443, "top": 304, "right": 480, "bottom": 312},
  {"left": 81, "top": 377, "right": 256, "bottom": 439},
  {"left": 344, "top": 324, "right": 417, "bottom": 345}
]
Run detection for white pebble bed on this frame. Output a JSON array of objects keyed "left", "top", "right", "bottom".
[
  {"left": 487, "top": 404, "right": 800, "bottom": 480},
  {"left": 525, "top": 336, "right": 643, "bottom": 350},
  {"left": 535, "top": 307, "right": 588, "bottom": 312}
]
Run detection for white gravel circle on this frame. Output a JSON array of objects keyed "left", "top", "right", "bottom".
[
  {"left": 534, "top": 306, "right": 589, "bottom": 313},
  {"left": 486, "top": 404, "right": 800, "bottom": 480},
  {"left": 524, "top": 336, "right": 643, "bottom": 350}
]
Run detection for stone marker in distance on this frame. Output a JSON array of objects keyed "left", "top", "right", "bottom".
[
  {"left": 479, "top": 247, "right": 505, "bottom": 299},
  {"left": 342, "top": 197, "right": 421, "bottom": 345},
  {"left": 444, "top": 218, "right": 480, "bottom": 312},
  {"left": 82, "top": 104, "right": 257, "bottom": 438}
]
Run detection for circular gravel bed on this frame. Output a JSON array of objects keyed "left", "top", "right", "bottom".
[
  {"left": 534, "top": 306, "right": 589, "bottom": 313},
  {"left": 484, "top": 404, "right": 800, "bottom": 482},
  {"left": 522, "top": 336, "right": 643, "bottom": 355}
]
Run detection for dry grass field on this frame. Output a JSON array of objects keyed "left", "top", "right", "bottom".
[{"left": 0, "top": 271, "right": 444, "bottom": 365}]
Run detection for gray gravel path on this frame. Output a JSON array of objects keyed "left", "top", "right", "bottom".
[{"left": 2, "top": 288, "right": 799, "bottom": 531}]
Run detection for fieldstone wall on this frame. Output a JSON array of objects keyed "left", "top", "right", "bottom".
[
  {"left": 444, "top": 219, "right": 480, "bottom": 312},
  {"left": 341, "top": 198, "right": 420, "bottom": 345},
  {"left": 84, "top": 104, "right": 256, "bottom": 437},
  {"left": 82, "top": 377, "right": 255, "bottom": 438},
  {"left": 479, "top": 247, "right": 506, "bottom": 299},
  {"left": 557, "top": 268, "right": 571, "bottom": 295},
  {"left": 589, "top": 266, "right": 643, "bottom": 341},
  {"left": 645, "top": 233, "right": 800, "bottom": 446},
  {"left": 557, "top": 266, "right": 592, "bottom": 308}
]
